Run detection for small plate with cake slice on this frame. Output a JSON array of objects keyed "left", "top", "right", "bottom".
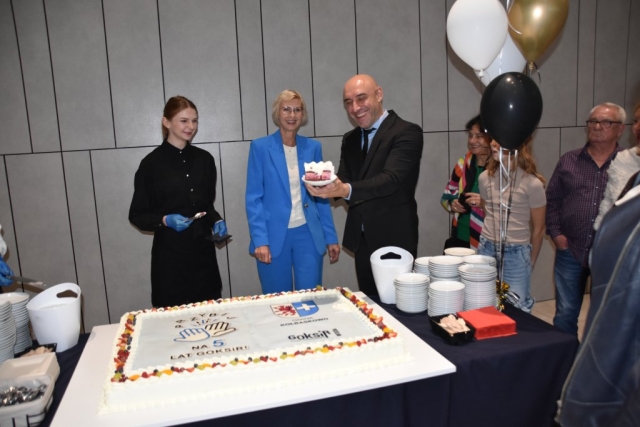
[{"left": 302, "top": 160, "right": 337, "bottom": 186}]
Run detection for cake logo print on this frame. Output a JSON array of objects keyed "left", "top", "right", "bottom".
[
  {"left": 174, "top": 321, "right": 236, "bottom": 342},
  {"left": 271, "top": 301, "right": 319, "bottom": 318}
]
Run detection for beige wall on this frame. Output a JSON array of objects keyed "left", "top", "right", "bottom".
[{"left": 0, "top": 0, "right": 638, "bottom": 331}]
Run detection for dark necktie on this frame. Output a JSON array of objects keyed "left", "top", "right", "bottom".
[{"left": 362, "top": 127, "right": 376, "bottom": 160}]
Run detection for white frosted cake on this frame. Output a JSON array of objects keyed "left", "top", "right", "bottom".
[{"left": 100, "top": 288, "right": 409, "bottom": 413}]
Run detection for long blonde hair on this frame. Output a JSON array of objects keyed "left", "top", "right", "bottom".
[{"left": 486, "top": 138, "right": 546, "bottom": 185}]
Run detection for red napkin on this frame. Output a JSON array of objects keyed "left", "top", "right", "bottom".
[{"left": 458, "top": 306, "right": 517, "bottom": 340}]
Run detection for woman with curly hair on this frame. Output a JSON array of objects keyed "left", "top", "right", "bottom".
[{"left": 441, "top": 115, "right": 491, "bottom": 249}]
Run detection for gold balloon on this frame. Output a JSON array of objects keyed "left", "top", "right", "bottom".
[{"left": 508, "top": 0, "right": 569, "bottom": 64}]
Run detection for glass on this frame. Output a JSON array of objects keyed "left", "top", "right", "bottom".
[
  {"left": 282, "top": 106, "right": 304, "bottom": 115},
  {"left": 467, "top": 132, "right": 486, "bottom": 140},
  {"left": 586, "top": 119, "right": 621, "bottom": 129}
]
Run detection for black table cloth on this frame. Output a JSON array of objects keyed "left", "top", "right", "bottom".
[{"left": 40, "top": 302, "right": 578, "bottom": 427}]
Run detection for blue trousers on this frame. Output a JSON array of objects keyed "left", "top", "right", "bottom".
[
  {"left": 552, "top": 248, "right": 590, "bottom": 336},
  {"left": 257, "top": 224, "right": 323, "bottom": 294},
  {"left": 478, "top": 236, "right": 534, "bottom": 312}
]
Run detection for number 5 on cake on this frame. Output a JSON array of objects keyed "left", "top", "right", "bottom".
[{"left": 204, "top": 321, "right": 236, "bottom": 337}]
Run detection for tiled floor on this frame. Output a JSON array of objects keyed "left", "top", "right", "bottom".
[{"left": 531, "top": 294, "right": 591, "bottom": 341}]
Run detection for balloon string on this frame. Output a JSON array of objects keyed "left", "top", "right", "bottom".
[
  {"left": 508, "top": 21, "right": 522, "bottom": 35},
  {"left": 497, "top": 149, "right": 518, "bottom": 287}
]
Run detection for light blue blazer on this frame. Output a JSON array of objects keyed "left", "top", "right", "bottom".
[{"left": 245, "top": 130, "right": 339, "bottom": 258}]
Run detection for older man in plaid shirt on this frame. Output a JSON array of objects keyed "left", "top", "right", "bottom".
[{"left": 546, "top": 102, "right": 626, "bottom": 336}]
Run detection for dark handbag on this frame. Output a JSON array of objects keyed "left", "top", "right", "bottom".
[
  {"left": 443, "top": 235, "right": 470, "bottom": 251},
  {"left": 444, "top": 211, "right": 471, "bottom": 252}
]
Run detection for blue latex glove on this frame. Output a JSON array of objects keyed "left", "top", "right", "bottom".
[
  {"left": 213, "top": 220, "right": 228, "bottom": 237},
  {"left": 165, "top": 214, "right": 192, "bottom": 232},
  {"left": 0, "top": 258, "right": 14, "bottom": 286}
]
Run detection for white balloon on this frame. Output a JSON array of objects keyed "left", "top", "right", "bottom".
[
  {"left": 475, "top": 33, "right": 526, "bottom": 86},
  {"left": 447, "top": 0, "right": 508, "bottom": 71}
]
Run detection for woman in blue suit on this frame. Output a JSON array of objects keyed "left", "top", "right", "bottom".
[{"left": 246, "top": 90, "right": 340, "bottom": 293}]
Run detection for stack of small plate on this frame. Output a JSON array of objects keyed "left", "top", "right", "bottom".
[
  {"left": 0, "top": 292, "right": 32, "bottom": 354},
  {"left": 428, "top": 281, "right": 465, "bottom": 316},
  {"left": 413, "top": 257, "right": 431, "bottom": 276},
  {"left": 462, "top": 254, "right": 497, "bottom": 267},
  {"left": 429, "top": 255, "right": 464, "bottom": 283},
  {"left": 444, "top": 247, "right": 477, "bottom": 257},
  {"left": 0, "top": 300, "right": 16, "bottom": 363},
  {"left": 458, "top": 264, "right": 498, "bottom": 311},
  {"left": 394, "top": 273, "right": 430, "bottom": 313}
]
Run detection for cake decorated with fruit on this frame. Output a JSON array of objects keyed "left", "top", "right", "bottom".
[
  {"left": 99, "top": 287, "right": 410, "bottom": 413},
  {"left": 303, "top": 161, "right": 335, "bottom": 182}
]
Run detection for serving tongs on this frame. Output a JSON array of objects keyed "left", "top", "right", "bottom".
[{"left": 9, "top": 275, "right": 47, "bottom": 289}]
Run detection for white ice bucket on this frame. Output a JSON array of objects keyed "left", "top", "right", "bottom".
[
  {"left": 370, "top": 246, "right": 414, "bottom": 304},
  {"left": 26, "top": 283, "right": 81, "bottom": 352}
]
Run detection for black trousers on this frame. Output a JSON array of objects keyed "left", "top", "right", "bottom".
[{"left": 355, "top": 233, "right": 378, "bottom": 297}]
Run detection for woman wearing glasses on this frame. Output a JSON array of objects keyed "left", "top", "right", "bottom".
[
  {"left": 595, "top": 101, "right": 640, "bottom": 229},
  {"left": 245, "top": 90, "right": 340, "bottom": 293},
  {"left": 440, "top": 115, "right": 492, "bottom": 249}
]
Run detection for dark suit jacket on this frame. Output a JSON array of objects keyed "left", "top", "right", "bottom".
[{"left": 337, "top": 110, "right": 424, "bottom": 254}]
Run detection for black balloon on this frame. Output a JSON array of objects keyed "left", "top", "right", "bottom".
[{"left": 480, "top": 72, "right": 543, "bottom": 150}]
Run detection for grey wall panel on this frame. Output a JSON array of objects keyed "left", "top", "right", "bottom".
[
  {"left": 159, "top": 0, "right": 242, "bottom": 143},
  {"left": 197, "top": 143, "right": 231, "bottom": 297},
  {"left": 0, "top": 0, "right": 30, "bottom": 155},
  {"left": 356, "top": 0, "right": 422, "bottom": 128},
  {"left": 12, "top": 0, "right": 60, "bottom": 153},
  {"left": 0, "top": 158, "right": 18, "bottom": 278},
  {"left": 420, "top": 0, "right": 449, "bottom": 132},
  {"left": 236, "top": 0, "right": 268, "bottom": 141},
  {"left": 448, "top": 130, "right": 469, "bottom": 168},
  {"left": 92, "top": 147, "right": 154, "bottom": 320},
  {"left": 261, "top": 0, "right": 315, "bottom": 137},
  {"left": 446, "top": 50, "right": 483, "bottom": 131},
  {"left": 418, "top": 132, "right": 450, "bottom": 257},
  {"left": 62, "top": 151, "right": 109, "bottom": 330},
  {"left": 5, "top": 153, "right": 76, "bottom": 287},
  {"left": 533, "top": 128, "right": 562, "bottom": 183},
  {"left": 445, "top": 0, "right": 484, "bottom": 131},
  {"left": 620, "top": 127, "right": 635, "bottom": 149},
  {"left": 103, "top": 0, "right": 165, "bottom": 148},
  {"left": 45, "top": 0, "right": 114, "bottom": 151},
  {"left": 576, "top": 0, "right": 597, "bottom": 124},
  {"left": 536, "top": 1, "right": 579, "bottom": 128},
  {"left": 625, "top": 0, "right": 640, "bottom": 114},
  {"left": 561, "top": 127, "right": 588, "bottom": 155},
  {"left": 318, "top": 137, "right": 357, "bottom": 289},
  {"left": 218, "top": 140, "right": 261, "bottom": 297},
  {"left": 530, "top": 128, "right": 561, "bottom": 302},
  {"left": 310, "top": 0, "right": 357, "bottom": 137},
  {"left": 593, "top": 0, "right": 630, "bottom": 107}
]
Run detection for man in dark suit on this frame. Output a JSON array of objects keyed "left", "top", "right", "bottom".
[{"left": 306, "top": 74, "right": 424, "bottom": 296}]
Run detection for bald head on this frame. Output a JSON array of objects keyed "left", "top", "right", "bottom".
[{"left": 343, "top": 74, "right": 384, "bottom": 129}]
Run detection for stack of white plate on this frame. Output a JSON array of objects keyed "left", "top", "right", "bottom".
[
  {"left": 462, "top": 254, "right": 497, "bottom": 267},
  {"left": 444, "top": 247, "right": 477, "bottom": 257},
  {"left": 429, "top": 255, "right": 464, "bottom": 283},
  {"left": 394, "top": 273, "right": 430, "bottom": 314},
  {"left": 458, "top": 264, "right": 498, "bottom": 311},
  {"left": 0, "top": 292, "right": 32, "bottom": 354},
  {"left": 428, "top": 281, "right": 465, "bottom": 316},
  {"left": 0, "top": 300, "right": 16, "bottom": 363},
  {"left": 413, "top": 257, "right": 431, "bottom": 276}
]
